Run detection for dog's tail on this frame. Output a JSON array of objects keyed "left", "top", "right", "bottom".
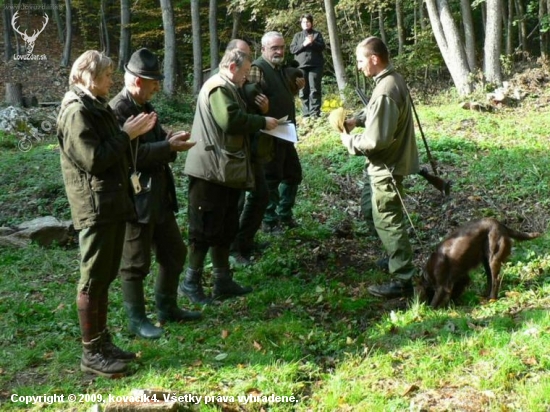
[{"left": 504, "top": 226, "right": 542, "bottom": 241}]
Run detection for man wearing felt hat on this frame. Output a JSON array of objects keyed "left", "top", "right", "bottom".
[{"left": 109, "top": 48, "right": 202, "bottom": 340}]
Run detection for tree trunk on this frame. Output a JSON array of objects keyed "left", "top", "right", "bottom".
[
  {"left": 231, "top": 10, "right": 241, "bottom": 40},
  {"left": 118, "top": 0, "right": 131, "bottom": 72},
  {"left": 100, "top": 0, "right": 110, "bottom": 56},
  {"left": 461, "top": 0, "right": 476, "bottom": 71},
  {"left": 6, "top": 83, "right": 23, "bottom": 106},
  {"left": 209, "top": 0, "right": 219, "bottom": 71},
  {"left": 539, "top": 0, "right": 548, "bottom": 59},
  {"left": 50, "top": 0, "right": 64, "bottom": 43},
  {"left": 514, "top": 0, "right": 527, "bottom": 53},
  {"left": 60, "top": 0, "right": 72, "bottom": 67},
  {"left": 396, "top": 0, "right": 405, "bottom": 55},
  {"left": 324, "top": 0, "right": 347, "bottom": 94},
  {"left": 506, "top": 0, "right": 514, "bottom": 55},
  {"left": 378, "top": 7, "right": 387, "bottom": 45},
  {"left": 160, "top": 0, "right": 177, "bottom": 96},
  {"left": 484, "top": 0, "right": 503, "bottom": 84},
  {"left": 9, "top": 0, "right": 20, "bottom": 56},
  {"left": 425, "top": 0, "right": 473, "bottom": 95},
  {"left": 3, "top": 8, "right": 13, "bottom": 62},
  {"left": 191, "top": 0, "right": 202, "bottom": 95}
]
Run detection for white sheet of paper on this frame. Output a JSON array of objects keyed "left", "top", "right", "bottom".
[{"left": 260, "top": 122, "right": 297, "bottom": 143}]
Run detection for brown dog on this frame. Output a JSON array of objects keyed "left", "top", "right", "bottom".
[{"left": 418, "top": 218, "right": 541, "bottom": 308}]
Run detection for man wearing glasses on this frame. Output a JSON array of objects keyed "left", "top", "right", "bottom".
[{"left": 246, "top": 31, "right": 305, "bottom": 235}]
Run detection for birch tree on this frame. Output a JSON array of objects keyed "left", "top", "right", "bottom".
[
  {"left": 484, "top": 0, "right": 503, "bottom": 84},
  {"left": 425, "top": 0, "right": 473, "bottom": 95},
  {"left": 323, "top": 0, "right": 346, "bottom": 93},
  {"left": 100, "top": 0, "right": 110, "bottom": 56},
  {"left": 160, "top": 0, "right": 177, "bottom": 95},
  {"left": 396, "top": 0, "right": 405, "bottom": 55},
  {"left": 461, "top": 0, "right": 476, "bottom": 71}
]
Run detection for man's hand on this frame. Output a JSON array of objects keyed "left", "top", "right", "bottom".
[
  {"left": 255, "top": 93, "right": 269, "bottom": 114},
  {"left": 264, "top": 117, "right": 278, "bottom": 130},
  {"left": 343, "top": 118, "right": 357, "bottom": 134},
  {"left": 296, "top": 77, "right": 306, "bottom": 90},
  {"left": 303, "top": 34, "right": 314, "bottom": 47},
  {"left": 123, "top": 112, "right": 157, "bottom": 140},
  {"left": 167, "top": 130, "right": 196, "bottom": 152}
]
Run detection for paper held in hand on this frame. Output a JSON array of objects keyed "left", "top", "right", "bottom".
[{"left": 260, "top": 116, "right": 297, "bottom": 143}]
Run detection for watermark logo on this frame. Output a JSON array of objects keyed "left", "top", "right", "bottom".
[{"left": 11, "top": 11, "right": 48, "bottom": 61}]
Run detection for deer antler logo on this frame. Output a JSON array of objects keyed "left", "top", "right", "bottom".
[{"left": 11, "top": 11, "right": 49, "bottom": 56}]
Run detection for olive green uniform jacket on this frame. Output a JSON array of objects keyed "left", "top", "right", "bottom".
[
  {"left": 341, "top": 65, "right": 419, "bottom": 177},
  {"left": 184, "top": 73, "right": 266, "bottom": 190},
  {"left": 57, "top": 86, "right": 135, "bottom": 230}
]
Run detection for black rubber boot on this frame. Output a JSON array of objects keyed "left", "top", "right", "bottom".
[
  {"left": 81, "top": 336, "right": 128, "bottom": 378},
  {"left": 156, "top": 292, "right": 202, "bottom": 324},
  {"left": 99, "top": 329, "right": 136, "bottom": 362},
  {"left": 178, "top": 268, "right": 211, "bottom": 305},
  {"left": 121, "top": 280, "right": 163, "bottom": 339},
  {"left": 212, "top": 268, "right": 253, "bottom": 300}
]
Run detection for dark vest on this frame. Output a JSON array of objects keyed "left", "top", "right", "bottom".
[{"left": 253, "top": 57, "right": 296, "bottom": 123}]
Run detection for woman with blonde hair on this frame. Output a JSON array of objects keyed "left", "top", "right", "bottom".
[{"left": 57, "top": 50, "right": 156, "bottom": 377}]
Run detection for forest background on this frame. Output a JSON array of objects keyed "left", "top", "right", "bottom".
[
  {"left": 2, "top": 0, "right": 550, "bottom": 99},
  {"left": 1, "top": 0, "right": 550, "bottom": 411}
]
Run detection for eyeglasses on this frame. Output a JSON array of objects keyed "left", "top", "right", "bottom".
[{"left": 268, "top": 45, "right": 285, "bottom": 51}]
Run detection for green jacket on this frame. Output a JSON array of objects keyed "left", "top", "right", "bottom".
[
  {"left": 57, "top": 86, "right": 135, "bottom": 229},
  {"left": 184, "top": 73, "right": 266, "bottom": 189},
  {"left": 109, "top": 88, "right": 178, "bottom": 224},
  {"left": 341, "top": 65, "right": 419, "bottom": 177}
]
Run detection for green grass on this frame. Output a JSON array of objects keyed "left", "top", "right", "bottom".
[{"left": 1, "top": 87, "right": 550, "bottom": 411}]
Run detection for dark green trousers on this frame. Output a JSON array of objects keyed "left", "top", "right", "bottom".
[
  {"left": 360, "top": 171, "right": 374, "bottom": 229},
  {"left": 78, "top": 222, "right": 126, "bottom": 294},
  {"left": 119, "top": 212, "right": 186, "bottom": 294},
  {"left": 77, "top": 222, "right": 126, "bottom": 341},
  {"left": 232, "top": 161, "right": 269, "bottom": 253},
  {"left": 370, "top": 174, "right": 416, "bottom": 280},
  {"left": 263, "top": 140, "right": 302, "bottom": 224}
]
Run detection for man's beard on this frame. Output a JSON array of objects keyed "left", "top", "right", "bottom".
[{"left": 271, "top": 56, "right": 284, "bottom": 65}]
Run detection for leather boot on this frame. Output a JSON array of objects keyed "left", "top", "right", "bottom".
[
  {"left": 121, "top": 280, "right": 163, "bottom": 339},
  {"left": 81, "top": 336, "right": 128, "bottom": 378},
  {"left": 212, "top": 268, "right": 253, "bottom": 300},
  {"left": 178, "top": 268, "right": 211, "bottom": 305},
  {"left": 156, "top": 292, "right": 202, "bottom": 324},
  {"left": 99, "top": 329, "right": 136, "bottom": 362}
]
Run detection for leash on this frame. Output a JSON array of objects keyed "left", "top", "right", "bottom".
[{"left": 384, "top": 165, "right": 424, "bottom": 248}]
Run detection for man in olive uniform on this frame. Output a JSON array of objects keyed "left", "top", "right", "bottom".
[
  {"left": 247, "top": 31, "right": 305, "bottom": 233},
  {"left": 109, "top": 48, "right": 201, "bottom": 339},
  {"left": 340, "top": 37, "right": 419, "bottom": 298},
  {"left": 224, "top": 39, "right": 272, "bottom": 265},
  {"left": 180, "top": 48, "right": 278, "bottom": 304}
]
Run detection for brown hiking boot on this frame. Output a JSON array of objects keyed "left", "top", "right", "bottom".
[{"left": 81, "top": 336, "right": 128, "bottom": 378}]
